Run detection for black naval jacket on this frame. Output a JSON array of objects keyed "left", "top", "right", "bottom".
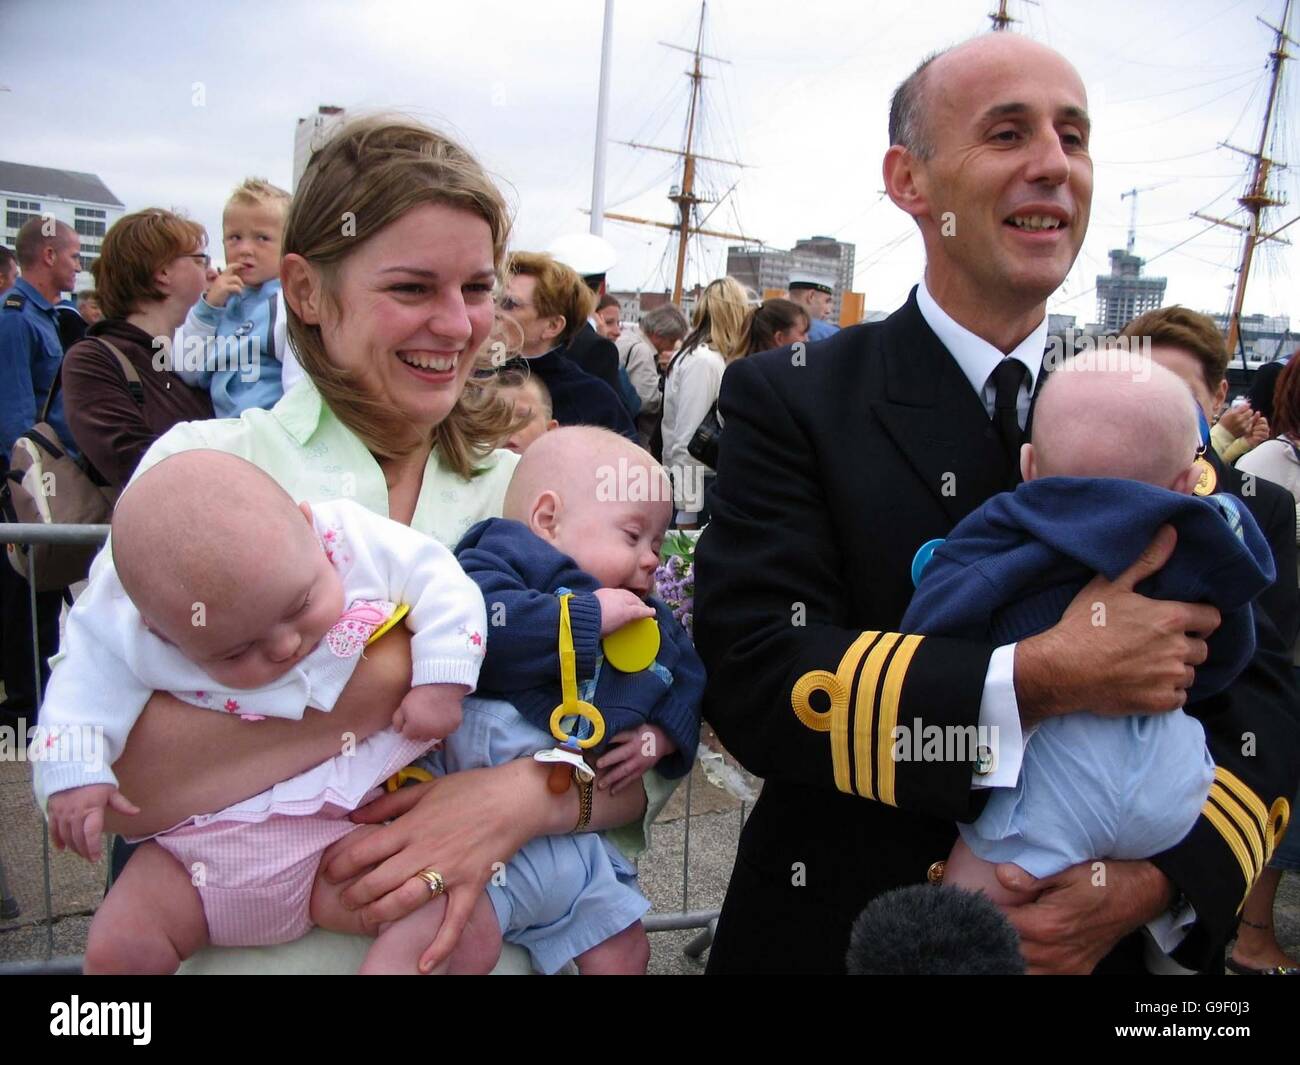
[
  {"left": 564, "top": 322, "right": 623, "bottom": 397},
  {"left": 694, "top": 290, "right": 1300, "bottom": 974},
  {"left": 1215, "top": 448, "right": 1299, "bottom": 651}
]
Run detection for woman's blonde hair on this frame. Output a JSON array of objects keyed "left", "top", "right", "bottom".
[
  {"left": 283, "top": 115, "right": 515, "bottom": 478},
  {"left": 680, "top": 277, "right": 752, "bottom": 363}
]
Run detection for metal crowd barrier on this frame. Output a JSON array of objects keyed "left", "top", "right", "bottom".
[{"left": 0, "top": 522, "right": 730, "bottom": 973}]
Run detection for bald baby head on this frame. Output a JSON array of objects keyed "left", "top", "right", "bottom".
[
  {"left": 504, "top": 427, "right": 671, "bottom": 596},
  {"left": 1026, "top": 356, "right": 1201, "bottom": 492},
  {"left": 113, "top": 451, "right": 319, "bottom": 641},
  {"left": 503, "top": 426, "right": 669, "bottom": 523}
]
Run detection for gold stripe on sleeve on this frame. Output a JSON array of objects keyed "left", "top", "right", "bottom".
[
  {"left": 853, "top": 633, "right": 901, "bottom": 801},
  {"left": 1214, "top": 767, "right": 1269, "bottom": 841},
  {"left": 791, "top": 631, "right": 878, "bottom": 795},
  {"left": 1208, "top": 782, "right": 1264, "bottom": 878},
  {"left": 874, "top": 634, "right": 924, "bottom": 808},
  {"left": 1267, "top": 797, "right": 1292, "bottom": 864},
  {"left": 1200, "top": 799, "right": 1257, "bottom": 892}
]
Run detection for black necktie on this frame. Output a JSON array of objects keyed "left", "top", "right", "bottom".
[{"left": 991, "top": 358, "right": 1027, "bottom": 485}]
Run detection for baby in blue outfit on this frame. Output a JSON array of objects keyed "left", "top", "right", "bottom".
[
  {"left": 902, "top": 357, "right": 1275, "bottom": 912},
  {"left": 438, "top": 425, "right": 704, "bottom": 974},
  {"left": 174, "top": 178, "right": 291, "bottom": 416}
]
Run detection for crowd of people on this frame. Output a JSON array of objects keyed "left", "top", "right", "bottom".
[{"left": 0, "top": 27, "right": 1297, "bottom": 977}]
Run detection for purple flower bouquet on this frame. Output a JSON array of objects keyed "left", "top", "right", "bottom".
[{"left": 654, "top": 531, "right": 697, "bottom": 639}]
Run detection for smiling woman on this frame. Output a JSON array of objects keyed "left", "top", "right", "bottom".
[
  {"left": 90, "top": 116, "right": 659, "bottom": 974},
  {"left": 280, "top": 119, "right": 514, "bottom": 476}
]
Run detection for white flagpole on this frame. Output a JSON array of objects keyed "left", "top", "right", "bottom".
[{"left": 589, "top": 0, "right": 615, "bottom": 236}]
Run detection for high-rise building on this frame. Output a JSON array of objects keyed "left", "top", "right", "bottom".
[
  {"left": 293, "top": 106, "right": 347, "bottom": 191},
  {"left": 0, "top": 161, "right": 125, "bottom": 286},
  {"left": 726, "top": 236, "right": 857, "bottom": 321},
  {"left": 1095, "top": 249, "right": 1166, "bottom": 334}
]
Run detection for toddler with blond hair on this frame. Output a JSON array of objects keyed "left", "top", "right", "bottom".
[{"left": 176, "top": 178, "right": 301, "bottom": 414}]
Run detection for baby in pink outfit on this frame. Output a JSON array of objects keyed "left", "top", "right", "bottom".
[{"left": 35, "top": 450, "right": 500, "bottom": 974}]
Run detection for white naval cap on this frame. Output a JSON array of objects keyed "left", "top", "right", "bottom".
[
  {"left": 547, "top": 233, "right": 617, "bottom": 277},
  {"left": 788, "top": 272, "right": 834, "bottom": 295}
]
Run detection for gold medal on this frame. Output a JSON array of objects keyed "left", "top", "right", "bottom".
[{"left": 1192, "top": 457, "right": 1217, "bottom": 497}]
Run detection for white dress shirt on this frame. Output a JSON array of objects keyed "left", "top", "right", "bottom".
[{"left": 916, "top": 277, "right": 1047, "bottom": 427}]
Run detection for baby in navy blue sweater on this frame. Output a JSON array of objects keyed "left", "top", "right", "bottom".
[
  {"left": 902, "top": 357, "right": 1274, "bottom": 926},
  {"left": 443, "top": 426, "right": 704, "bottom": 975}
]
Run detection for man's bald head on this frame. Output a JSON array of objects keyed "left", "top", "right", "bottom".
[
  {"left": 113, "top": 451, "right": 315, "bottom": 638},
  {"left": 14, "top": 217, "right": 75, "bottom": 270},
  {"left": 889, "top": 33, "right": 1086, "bottom": 159},
  {"left": 1027, "top": 356, "right": 1201, "bottom": 490},
  {"left": 503, "top": 426, "right": 668, "bottom": 523}
]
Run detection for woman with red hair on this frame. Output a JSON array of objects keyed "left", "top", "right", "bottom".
[{"left": 61, "top": 208, "right": 214, "bottom": 490}]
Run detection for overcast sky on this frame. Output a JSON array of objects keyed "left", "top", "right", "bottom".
[{"left": 3, "top": 0, "right": 1296, "bottom": 324}]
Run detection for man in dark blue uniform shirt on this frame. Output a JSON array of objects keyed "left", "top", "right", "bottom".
[
  {"left": 788, "top": 275, "right": 840, "bottom": 343},
  {"left": 0, "top": 217, "right": 82, "bottom": 727}
]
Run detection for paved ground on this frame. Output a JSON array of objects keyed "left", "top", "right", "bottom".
[
  {"left": 0, "top": 722, "right": 754, "bottom": 974},
  {"left": 4, "top": 718, "right": 1297, "bottom": 975}
]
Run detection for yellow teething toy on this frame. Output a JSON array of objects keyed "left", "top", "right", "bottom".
[
  {"left": 383, "top": 765, "right": 433, "bottom": 793},
  {"left": 367, "top": 602, "right": 410, "bottom": 646},
  {"left": 602, "top": 616, "right": 660, "bottom": 673}
]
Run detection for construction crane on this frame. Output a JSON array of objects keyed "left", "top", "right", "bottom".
[{"left": 1120, "top": 183, "right": 1173, "bottom": 255}]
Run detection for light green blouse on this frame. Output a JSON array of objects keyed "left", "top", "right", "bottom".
[
  {"left": 120, "top": 380, "right": 669, "bottom": 856},
  {"left": 131, "top": 378, "right": 517, "bottom": 547}
]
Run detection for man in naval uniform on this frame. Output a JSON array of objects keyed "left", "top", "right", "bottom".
[
  {"left": 788, "top": 275, "right": 839, "bottom": 342},
  {"left": 695, "top": 33, "right": 1299, "bottom": 974}
]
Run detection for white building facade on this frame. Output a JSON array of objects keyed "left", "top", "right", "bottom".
[
  {"left": 1, "top": 161, "right": 125, "bottom": 291},
  {"left": 292, "top": 105, "right": 348, "bottom": 191}
]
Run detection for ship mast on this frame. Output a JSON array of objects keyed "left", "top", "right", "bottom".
[
  {"left": 1193, "top": 0, "right": 1295, "bottom": 361},
  {"left": 671, "top": 11, "right": 708, "bottom": 302},
  {"left": 601, "top": 1, "right": 755, "bottom": 302},
  {"left": 989, "top": 0, "right": 1016, "bottom": 31},
  {"left": 988, "top": 0, "right": 1037, "bottom": 32}
]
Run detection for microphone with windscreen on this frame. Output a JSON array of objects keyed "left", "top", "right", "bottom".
[{"left": 846, "top": 884, "right": 1026, "bottom": 975}]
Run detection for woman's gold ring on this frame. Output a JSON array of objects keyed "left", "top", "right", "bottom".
[{"left": 416, "top": 868, "right": 446, "bottom": 897}]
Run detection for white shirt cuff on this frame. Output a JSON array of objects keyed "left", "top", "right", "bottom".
[
  {"left": 973, "top": 643, "right": 1027, "bottom": 789},
  {"left": 1145, "top": 897, "right": 1198, "bottom": 954}
]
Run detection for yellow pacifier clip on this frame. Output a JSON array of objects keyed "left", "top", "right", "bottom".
[{"left": 538, "top": 593, "right": 605, "bottom": 794}]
